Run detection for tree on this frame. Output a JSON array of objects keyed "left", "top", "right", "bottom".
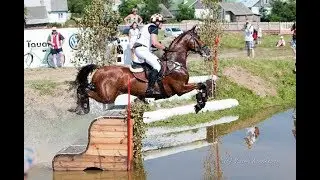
[
  {"left": 198, "top": 0, "right": 224, "bottom": 97},
  {"left": 259, "top": 7, "right": 269, "bottom": 22},
  {"left": 268, "top": 0, "right": 296, "bottom": 22},
  {"left": 159, "top": 0, "right": 172, "bottom": 8},
  {"left": 139, "top": 0, "right": 161, "bottom": 23},
  {"left": 118, "top": 0, "right": 143, "bottom": 19},
  {"left": 176, "top": 4, "right": 195, "bottom": 22},
  {"left": 72, "top": 0, "right": 122, "bottom": 66},
  {"left": 67, "top": 0, "right": 92, "bottom": 14},
  {"left": 24, "top": 5, "right": 28, "bottom": 24}
]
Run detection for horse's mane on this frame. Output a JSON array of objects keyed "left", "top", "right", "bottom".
[{"left": 168, "top": 28, "right": 194, "bottom": 49}]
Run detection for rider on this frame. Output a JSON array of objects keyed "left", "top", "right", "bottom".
[{"left": 133, "top": 13, "right": 169, "bottom": 95}]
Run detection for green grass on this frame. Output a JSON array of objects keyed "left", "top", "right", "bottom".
[
  {"left": 26, "top": 80, "right": 59, "bottom": 96},
  {"left": 148, "top": 58, "right": 295, "bottom": 127},
  {"left": 220, "top": 32, "right": 292, "bottom": 50}
]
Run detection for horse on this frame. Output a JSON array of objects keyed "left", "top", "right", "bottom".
[{"left": 73, "top": 25, "right": 212, "bottom": 115}]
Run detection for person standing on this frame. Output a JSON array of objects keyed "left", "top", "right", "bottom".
[
  {"left": 47, "top": 27, "right": 65, "bottom": 68},
  {"left": 291, "top": 22, "right": 296, "bottom": 72},
  {"left": 124, "top": 8, "right": 143, "bottom": 26},
  {"left": 128, "top": 22, "right": 140, "bottom": 61},
  {"left": 244, "top": 21, "right": 255, "bottom": 58},
  {"left": 257, "top": 25, "right": 262, "bottom": 44}
]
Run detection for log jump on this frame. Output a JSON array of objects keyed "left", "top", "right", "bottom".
[{"left": 52, "top": 107, "right": 133, "bottom": 171}]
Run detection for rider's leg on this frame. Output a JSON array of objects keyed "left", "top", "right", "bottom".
[
  {"left": 134, "top": 47, "right": 161, "bottom": 95},
  {"left": 58, "top": 48, "right": 64, "bottom": 67}
]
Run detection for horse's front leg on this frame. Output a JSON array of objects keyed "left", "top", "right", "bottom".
[{"left": 177, "top": 82, "right": 208, "bottom": 113}]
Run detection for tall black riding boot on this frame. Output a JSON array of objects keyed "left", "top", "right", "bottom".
[{"left": 146, "top": 69, "right": 160, "bottom": 95}]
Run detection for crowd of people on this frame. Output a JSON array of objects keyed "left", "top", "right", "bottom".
[{"left": 243, "top": 20, "right": 296, "bottom": 72}]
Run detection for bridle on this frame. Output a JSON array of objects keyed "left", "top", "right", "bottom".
[{"left": 188, "top": 32, "right": 206, "bottom": 54}]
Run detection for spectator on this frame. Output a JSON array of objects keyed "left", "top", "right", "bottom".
[
  {"left": 291, "top": 22, "right": 296, "bottom": 72},
  {"left": 276, "top": 36, "right": 286, "bottom": 47},
  {"left": 244, "top": 126, "right": 260, "bottom": 149},
  {"left": 128, "top": 22, "right": 140, "bottom": 61},
  {"left": 253, "top": 27, "right": 258, "bottom": 44},
  {"left": 257, "top": 25, "right": 262, "bottom": 44},
  {"left": 124, "top": 8, "right": 143, "bottom": 26},
  {"left": 244, "top": 20, "right": 255, "bottom": 58},
  {"left": 47, "top": 27, "right": 65, "bottom": 68},
  {"left": 24, "top": 147, "right": 36, "bottom": 180}
]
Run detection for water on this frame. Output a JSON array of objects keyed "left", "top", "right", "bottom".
[{"left": 26, "top": 109, "right": 296, "bottom": 180}]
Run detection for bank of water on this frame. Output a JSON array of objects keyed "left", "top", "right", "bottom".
[{"left": 27, "top": 108, "right": 295, "bottom": 180}]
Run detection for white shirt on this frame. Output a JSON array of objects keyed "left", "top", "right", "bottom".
[
  {"left": 135, "top": 23, "right": 157, "bottom": 49},
  {"left": 129, "top": 28, "right": 140, "bottom": 43},
  {"left": 246, "top": 127, "right": 256, "bottom": 144},
  {"left": 244, "top": 24, "right": 254, "bottom": 41}
]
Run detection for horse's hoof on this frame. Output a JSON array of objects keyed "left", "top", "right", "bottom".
[
  {"left": 194, "top": 105, "right": 201, "bottom": 114},
  {"left": 83, "top": 108, "right": 90, "bottom": 114}
]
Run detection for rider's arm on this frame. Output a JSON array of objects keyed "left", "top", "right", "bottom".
[{"left": 149, "top": 25, "right": 165, "bottom": 50}]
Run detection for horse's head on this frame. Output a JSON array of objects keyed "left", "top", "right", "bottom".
[{"left": 184, "top": 25, "right": 211, "bottom": 58}]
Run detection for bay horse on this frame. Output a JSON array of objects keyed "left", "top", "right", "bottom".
[{"left": 73, "top": 25, "right": 212, "bottom": 115}]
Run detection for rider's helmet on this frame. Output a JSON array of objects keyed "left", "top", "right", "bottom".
[{"left": 150, "top": 13, "right": 166, "bottom": 24}]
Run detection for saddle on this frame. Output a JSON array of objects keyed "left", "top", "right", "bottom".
[
  {"left": 129, "top": 60, "right": 166, "bottom": 83},
  {"left": 129, "top": 57, "right": 182, "bottom": 98}
]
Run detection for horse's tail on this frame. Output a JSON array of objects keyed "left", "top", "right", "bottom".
[{"left": 75, "top": 64, "right": 99, "bottom": 87}]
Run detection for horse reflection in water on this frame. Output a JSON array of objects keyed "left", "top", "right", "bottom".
[
  {"left": 244, "top": 126, "right": 260, "bottom": 149},
  {"left": 292, "top": 108, "right": 296, "bottom": 139}
]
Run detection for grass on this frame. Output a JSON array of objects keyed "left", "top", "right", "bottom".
[
  {"left": 148, "top": 57, "right": 296, "bottom": 127},
  {"left": 26, "top": 80, "right": 59, "bottom": 96},
  {"left": 220, "top": 32, "right": 292, "bottom": 50}
]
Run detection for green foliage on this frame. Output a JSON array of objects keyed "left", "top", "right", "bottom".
[
  {"left": 67, "top": 0, "right": 92, "bottom": 14},
  {"left": 131, "top": 101, "right": 150, "bottom": 170},
  {"left": 150, "top": 58, "right": 296, "bottom": 127},
  {"left": 198, "top": 0, "right": 223, "bottom": 92},
  {"left": 72, "top": 0, "right": 121, "bottom": 66},
  {"left": 259, "top": 7, "right": 269, "bottom": 22},
  {"left": 24, "top": 5, "right": 28, "bottom": 22},
  {"left": 176, "top": 4, "right": 195, "bottom": 22},
  {"left": 268, "top": 0, "right": 296, "bottom": 22},
  {"left": 118, "top": 0, "right": 143, "bottom": 19},
  {"left": 139, "top": 0, "right": 161, "bottom": 23},
  {"left": 159, "top": 0, "right": 172, "bottom": 8}
]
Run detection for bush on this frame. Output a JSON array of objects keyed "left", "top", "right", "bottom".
[{"left": 72, "top": 0, "right": 121, "bottom": 66}]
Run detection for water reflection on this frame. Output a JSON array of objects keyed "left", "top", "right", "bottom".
[
  {"left": 244, "top": 127, "right": 260, "bottom": 149},
  {"left": 52, "top": 168, "right": 147, "bottom": 180},
  {"left": 292, "top": 108, "right": 296, "bottom": 139},
  {"left": 204, "top": 126, "right": 223, "bottom": 180},
  {"left": 28, "top": 108, "right": 295, "bottom": 180}
]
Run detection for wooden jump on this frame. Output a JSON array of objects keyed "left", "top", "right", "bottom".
[{"left": 52, "top": 106, "right": 133, "bottom": 171}]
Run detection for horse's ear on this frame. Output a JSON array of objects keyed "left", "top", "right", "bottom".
[{"left": 192, "top": 25, "right": 201, "bottom": 34}]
